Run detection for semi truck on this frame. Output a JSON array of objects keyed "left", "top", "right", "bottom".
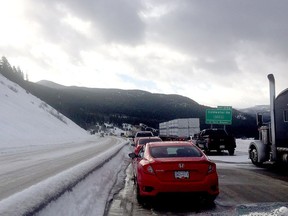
[
  {"left": 159, "top": 118, "right": 200, "bottom": 141},
  {"left": 249, "top": 74, "right": 288, "bottom": 166}
]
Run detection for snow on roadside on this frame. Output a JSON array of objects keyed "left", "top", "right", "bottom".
[
  {"left": 0, "top": 141, "right": 130, "bottom": 216},
  {"left": 37, "top": 143, "right": 131, "bottom": 216}
]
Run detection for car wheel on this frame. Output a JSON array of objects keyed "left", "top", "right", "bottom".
[
  {"left": 136, "top": 183, "right": 145, "bottom": 204},
  {"left": 206, "top": 194, "right": 217, "bottom": 204},
  {"left": 131, "top": 173, "right": 136, "bottom": 185},
  {"left": 228, "top": 148, "right": 235, "bottom": 155}
]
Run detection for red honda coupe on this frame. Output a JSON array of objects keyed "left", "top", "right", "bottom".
[{"left": 129, "top": 141, "right": 219, "bottom": 203}]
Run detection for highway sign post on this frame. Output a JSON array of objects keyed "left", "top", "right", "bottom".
[{"left": 205, "top": 107, "right": 232, "bottom": 125}]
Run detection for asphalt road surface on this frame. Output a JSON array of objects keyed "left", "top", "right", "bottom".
[
  {"left": 0, "top": 136, "right": 122, "bottom": 201},
  {"left": 107, "top": 158, "right": 288, "bottom": 215}
]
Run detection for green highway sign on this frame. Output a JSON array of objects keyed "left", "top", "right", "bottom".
[
  {"left": 206, "top": 108, "right": 232, "bottom": 125},
  {"left": 217, "top": 106, "right": 232, "bottom": 110}
]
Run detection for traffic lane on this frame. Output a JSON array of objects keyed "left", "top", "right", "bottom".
[
  {"left": 107, "top": 162, "right": 288, "bottom": 215},
  {"left": 216, "top": 163, "right": 288, "bottom": 206}
]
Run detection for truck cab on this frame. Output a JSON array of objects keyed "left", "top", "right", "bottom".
[{"left": 249, "top": 74, "right": 288, "bottom": 166}]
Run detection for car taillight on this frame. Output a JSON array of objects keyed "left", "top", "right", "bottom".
[
  {"left": 143, "top": 165, "right": 155, "bottom": 175},
  {"left": 207, "top": 163, "right": 216, "bottom": 174}
]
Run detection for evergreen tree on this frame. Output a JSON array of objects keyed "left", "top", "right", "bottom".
[
  {"left": 0, "top": 56, "right": 13, "bottom": 78},
  {"left": 0, "top": 56, "right": 25, "bottom": 84}
]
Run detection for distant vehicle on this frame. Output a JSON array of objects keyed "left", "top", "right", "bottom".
[
  {"left": 194, "top": 128, "right": 236, "bottom": 155},
  {"left": 128, "top": 141, "right": 219, "bottom": 203},
  {"left": 135, "top": 137, "right": 163, "bottom": 147},
  {"left": 249, "top": 74, "right": 288, "bottom": 166},
  {"left": 133, "top": 137, "right": 163, "bottom": 154},
  {"left": 159, "top": 118, "right": 200, "bottom": 141},
  {"left": 133, "top": 131, "right": 154, "bottom": 144}
]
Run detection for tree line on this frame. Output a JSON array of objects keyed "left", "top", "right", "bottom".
[{"left": 0, "top": 56, "right": 27, "bottom": 86}]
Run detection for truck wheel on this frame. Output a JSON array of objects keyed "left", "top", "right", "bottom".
[
  {"left": 228, "top": 148, "right": 235, "bottom": 155},
  {"left": 250, "top": 147, "right": 262, "bottom": 166}
]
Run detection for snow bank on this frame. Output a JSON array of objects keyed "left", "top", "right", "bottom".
[{"left": 0, "top": 141, "right": 129, "bottom": 216}]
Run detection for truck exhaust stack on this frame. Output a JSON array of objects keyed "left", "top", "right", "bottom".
[{"left": 267, "top": 74, "right": 277, "bottom": 161}]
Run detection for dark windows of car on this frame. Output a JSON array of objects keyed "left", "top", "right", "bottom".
[
  {"left": 138, "top": 138, "right": 162, "bottom": 145},
  {"left": 150, "top": 146, "right": 202, "bottom": 158},
  {"left": 135, "top": 131, "right": 154, "bottom": 137},
  {"left": 201, "top": 129, "right": 227, "bottom": 136}
]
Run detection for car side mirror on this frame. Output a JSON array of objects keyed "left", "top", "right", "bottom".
[{"left": 128, "top": 152, "right": 137, "bottom": 159}]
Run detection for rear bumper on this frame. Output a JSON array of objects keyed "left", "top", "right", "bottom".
[
  {"left": 198, "top": 143, "right": 235, "bottom": 150},
  {"left": 138, "top": 173, "right": 219, "bottom": 197}
]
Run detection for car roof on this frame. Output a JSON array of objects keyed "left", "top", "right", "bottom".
[
  {"left": 137, "top": 137, "right": 161, "bottom": 140},
  {"left": 147, "top": 141, "right": 193, "bottom": 147},
  {"left": 136, "top": 131, "right": 153, "bottom": 134}
]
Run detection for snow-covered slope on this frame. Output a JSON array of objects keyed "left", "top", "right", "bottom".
[{"left": 0, "top": 74, "right": 89, "bottom": 148}]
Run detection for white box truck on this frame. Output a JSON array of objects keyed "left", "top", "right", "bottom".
[{"left": 159, "top": 118, "right": 200, "bottom": 141}]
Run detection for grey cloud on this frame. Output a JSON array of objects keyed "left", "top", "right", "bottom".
[
  {"left": 20, "top": 0, "right": 288, "bottom": 106},
  {"left": 146, "top": 0, "right": 288, "bottom": 73},
  {"left": 25, "top": 0, "right": 146, "bottom": 62},
  {"left": 25, "top": 1, "right": 93, "bottom": 59},
  {"left": 153, "top": 1, "right": 288, "bottom": 50},
  {"left": 56, "top": 0, "right": 146, "bottom": 44}
]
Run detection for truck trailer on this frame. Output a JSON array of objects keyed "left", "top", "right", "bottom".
[
  {"left": 249, "top": 74, "right": 288, "bottom": 166},
  {"left": 159, "top": 118, "right": 200, "bottom": 141}
]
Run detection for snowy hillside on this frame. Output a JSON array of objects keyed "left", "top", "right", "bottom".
[
  {"left": 239, "top": 105, "right": 270, "bottom": 115},
  {"left": 0, "top": 74, "right": 89, "bottom": 148}
]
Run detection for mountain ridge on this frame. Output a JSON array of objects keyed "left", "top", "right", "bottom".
[{"left": 27, "top": 80, "right": 258, "bottom": 138}]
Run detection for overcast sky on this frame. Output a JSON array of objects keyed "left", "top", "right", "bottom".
[{"left": 1, "top": 0, "right": 288, "bottom": 108}]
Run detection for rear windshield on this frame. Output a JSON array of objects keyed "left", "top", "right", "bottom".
[
  {"left": 136, "top": 132, "right": 153, "bottom": 137},
  {"left": 150, "top": 146, "right": 202, "bottom": 158},
  {"left": 203, "top": 130, "right": 227, "bottom": 136}
]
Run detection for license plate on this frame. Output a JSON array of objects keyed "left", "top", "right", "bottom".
[
  {"left": 220, "top": 145, "right": 225, "bottom": 149},
  {"left": 174, "top": 171, "right": 189, "bottom": 179}
]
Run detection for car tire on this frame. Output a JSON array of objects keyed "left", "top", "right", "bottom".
[
  {"left": 206, "top": 194, "right": 217, "bottom": 204},
  {"left": 204, "top": 149, "right": 210, "bottom": 155},
  {"left": 228, "top": 148, "right": 235, "bottom": 156},
  {"left": 136, "top": 183, "right": 144, "bottom": 204},
  {"left": 132, "top": 175, "right": 136, "bottom": 185}
]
